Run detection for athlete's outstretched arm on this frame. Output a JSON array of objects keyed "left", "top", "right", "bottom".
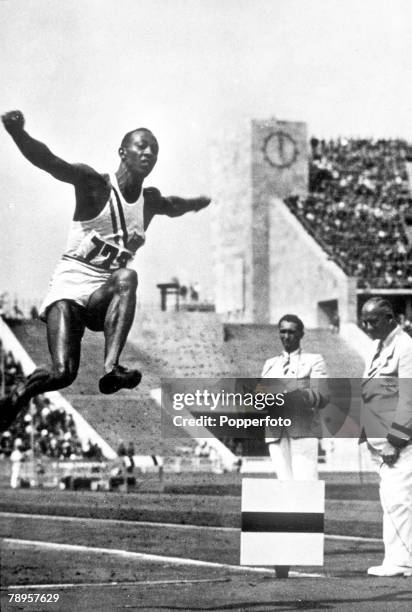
[
  {"left": 144, "top": 187, "right": 211, "bottom": 220},
  {"left": 161, "top": 195, "right": 211, "bottom": 217},
  {"left": 2, "top": 110, "right": 81, "bottom": 184}
]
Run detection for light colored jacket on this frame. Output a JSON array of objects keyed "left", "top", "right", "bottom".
[
  {"left": 362, "top": 325, "right": 412, "bottom": 446},
  {"left": 261, "top": 349, "right": 328, "bottom": 439}
]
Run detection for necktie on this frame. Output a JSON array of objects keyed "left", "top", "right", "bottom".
[
  {"left": 283, "top": 354, "right": 290, "bottom": 376},
  {"left": 367, "top": 341, "right": 383, "bottom": 377}
]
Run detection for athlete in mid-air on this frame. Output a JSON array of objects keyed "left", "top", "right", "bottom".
[{"left": 0, "top": 110, "right": 210, "bottom": 431}]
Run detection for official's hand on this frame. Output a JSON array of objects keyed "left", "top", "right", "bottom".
[
  {"left": 2, "top": 110, "right": 25, "bottom": 134},
  {"left": 380, "top": 441, "right": 400, "bottom": 466},
  {"left": 195, "top": 196, "right": 211, "bottom": 211},
  {"left": 284, "top": 389, "right": 313, "bottom": 413}
]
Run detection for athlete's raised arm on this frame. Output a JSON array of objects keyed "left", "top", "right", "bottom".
[{"left": 2, "top": 110, "right": 84, "bottom": 184}]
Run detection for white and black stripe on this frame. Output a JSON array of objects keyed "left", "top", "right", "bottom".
[
  {"left": 112, "top": 186, "right": 129, "bottom": 248},
  {"left": 240, "top": 479, "right": 325, "bottom": 566}
]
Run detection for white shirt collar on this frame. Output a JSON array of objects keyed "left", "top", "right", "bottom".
[{"left": 282, "top": 347, "right": 301, "bottom": 358}]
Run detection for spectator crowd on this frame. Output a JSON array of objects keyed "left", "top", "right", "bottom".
[
  {"left": 0, "top": 342, "right": 103, "bottom": 461},
  {"left": 286, "top": 137, "right": 412, "bottom": 288}
]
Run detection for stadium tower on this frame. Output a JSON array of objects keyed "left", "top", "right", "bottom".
[
  {"left": 212, "top": 118, "right": 412, "bottom": 342},
  {"left": 211, "top": 117, "right": 357, "bottom": 331}
]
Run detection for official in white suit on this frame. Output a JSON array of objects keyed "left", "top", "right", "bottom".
[
  {"left": 261, "top": 314, "right": 328, "bottom": 481},
  {"left": 361, "top": 297, "right": 412, "bottom": 577}
]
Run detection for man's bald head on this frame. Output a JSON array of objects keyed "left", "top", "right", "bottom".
[
  {"left": 362, "top": 297, "right": 394, "bottom": 316},
  {"left": 361, "top": 298, "right": 396, "bottom": 340}
]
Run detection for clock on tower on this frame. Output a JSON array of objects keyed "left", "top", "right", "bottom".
[{"left": 262, "top": 130, "right": 299, "bottom": 169}]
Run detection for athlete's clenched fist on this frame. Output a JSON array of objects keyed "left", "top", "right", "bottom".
[{"left": 2, "top": 110, "right": 25, "bottom": 134}]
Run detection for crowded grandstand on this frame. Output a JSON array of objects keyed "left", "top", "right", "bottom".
[
  {"left": 0, "top": 343, "right": 103, "bottom": 463},
  {"left": 287, "top": 137, "right": 412, "bottom": 289}
]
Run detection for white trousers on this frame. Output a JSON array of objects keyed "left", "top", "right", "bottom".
[
  {"left": 267, "top": 437, "right": 319, "bottom": 480},
  {"left": 370, "top": 444, "right": 412, "bottom": 567},
  {"left": 10, "top": 463, "right": 21, "bottom": 489}
]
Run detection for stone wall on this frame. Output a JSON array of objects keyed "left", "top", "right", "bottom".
[
  {"left": 269, "top": 199, "right": 357, "bottom": 327},
  {"left": 211, "top": 122, "right": 253, "bottom": 319}
]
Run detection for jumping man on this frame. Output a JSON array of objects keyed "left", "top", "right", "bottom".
[{"left": 0, "top": 110, "right": 210, "bottom": 430}]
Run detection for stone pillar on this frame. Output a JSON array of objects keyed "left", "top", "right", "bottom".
[
  {"left": 251, "top": 119, "right": 308, "bottom": 322},
  {"left": 211, "top": 117, "right": 308, "bottom": 322}
]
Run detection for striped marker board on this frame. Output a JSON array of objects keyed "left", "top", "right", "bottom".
[{"left": 240, "top": 479, "right": 325, "bottom": 566}]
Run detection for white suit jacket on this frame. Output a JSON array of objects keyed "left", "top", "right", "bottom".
[
  {"left": 262, "top": 350, "right": 328, "bottom": 380},
  {"left": 261, "top": 349, "right": 328, "bottom": 439},
  {"left": 362, "top": 325, "right": 412, "bottom": 446}
]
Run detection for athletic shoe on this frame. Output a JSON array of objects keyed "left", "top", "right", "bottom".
[
  {"left": 367, "top": 565, "right": 412, "bottom": 577},
  {"left": 98, "top": 365, "right": 142, "bottom": 394}
]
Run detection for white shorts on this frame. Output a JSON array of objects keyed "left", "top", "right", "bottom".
[{"left": 39, "top": 258, "right": 112, "bottom": 321}]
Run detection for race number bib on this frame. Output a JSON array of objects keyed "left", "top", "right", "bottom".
[{"left": 75, "top": 231, "right": 134, "bottom": 270}]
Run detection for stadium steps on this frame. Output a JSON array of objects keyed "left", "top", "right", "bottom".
[
  {"left": 222, "top": 324, "right": 364, "bottom": 377},
  {"left": 129, "top": 309, "right": 235, "bottom": 378},
  {"left": 11, "top": 312, "right": 242, "bottom": 456},
  {"left": 12, "top": 316, "right": 364, "bottom": 458},
  {"left": 12, "top": 321, "right": 195, "bottom": 456}
]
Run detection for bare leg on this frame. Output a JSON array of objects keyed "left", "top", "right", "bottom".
[
  {"left": 0, "top": 300, "right": 84, "bottom": 431},
  {"left": 85, "top": 268, "right": 141, "bottom": 394}
]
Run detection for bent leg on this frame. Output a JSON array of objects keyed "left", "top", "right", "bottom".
[
  {"left": 86, "top": 268, "right": 141, "bottom": 394},
  {"left": 0, "top": 300, "right": 84, "bottom": 431}
]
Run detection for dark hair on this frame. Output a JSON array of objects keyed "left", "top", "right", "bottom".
[
  {"left": 278, "top": 314, "right": 304, "bottom": 334},
  {"left": 120, "top": 128, "right": 156, "bottom": 149}
]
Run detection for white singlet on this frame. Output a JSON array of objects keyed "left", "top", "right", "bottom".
[
  {"left": 63, "top": 173, "right": 145, "bottom": 272},
  {"left": 39, "top": 174, "right": 145, "bottom": 319}
]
